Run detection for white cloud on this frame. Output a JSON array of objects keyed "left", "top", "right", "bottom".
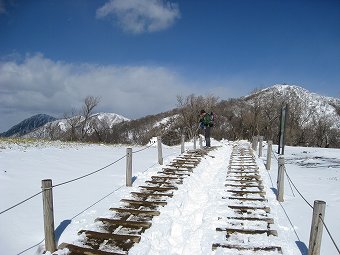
[
  {"left": 0, "top": 54, "right": 248, "bottom": 132},
  {"left": 0, "top": 54, "right": 188, "bottom": 131},
  {"left": 96, "top": 0, "right": 180, "bottom": 34}
]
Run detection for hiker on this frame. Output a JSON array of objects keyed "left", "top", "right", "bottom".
[{"left": 199, "top": 109, "right": 212, "bottom": 147}]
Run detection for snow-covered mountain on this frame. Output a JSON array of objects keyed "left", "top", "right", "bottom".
[
  {"left": 23, "top": 112, "right": 129, "bottom": 139},
  {"left": 0, "top": 114, "right": 57, "bottom": 137},
  {"left": 244, "top": 84, "right": 340, "bottom": 128}
]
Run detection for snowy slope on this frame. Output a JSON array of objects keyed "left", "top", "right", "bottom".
[
  {"left": 0, "top": 139, "right": 339, "bottom": 255},
  {"left": 24, "top": 112, "right": 129, "bottom": 139},
  {"left": 245, "top": 84, "right": 340, "bottom": 129}
]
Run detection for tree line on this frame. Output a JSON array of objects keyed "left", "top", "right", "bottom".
[{"left": 42, "top": 91, "right": 340, "bottom": 148}]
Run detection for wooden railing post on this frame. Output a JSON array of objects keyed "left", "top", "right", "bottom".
[
  {"left": 258, "top": 136, "right": 263, "bottom": 157},
  {"left": 277, "top": 156, "right": 285, "bottom": 202},
  {"left": 266, "top": 140, "right": 272, "bottom": 170},
  {"left": 157, "top": 136, "right": 163, "bottom": 165},
  {"left": 252, "top": 136, "right": 258, "bottom": 151},
  {"left": 199, "top": 136, "right": 203, "bottom": 149},
  {"left": 126, "top": 148, "right": 132, "bottom": 187},
  {"left": 42, "top": 179, "right": 56, "bottom": 252},
  {"left": 193, "top": 135, "right": 197, "bottom": 150},
  {"left": 308, "top": 200, "right": 326, "bottom": 255},
  {"left": 181, "top": 134, "right": 185, "bottom": 154}
]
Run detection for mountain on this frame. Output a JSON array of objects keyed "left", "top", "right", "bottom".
[
  {"left": 244, "top": 84, "right": 340, "bottom": 129},
  {"left": 23, "top": 112, "right": 130, "bottom": 139},
  {"left": 0, "top": 114, "right": 57, "bottom": 137},
  {"left": 4, "top": 84, "right": 340, "bottom": 147}
]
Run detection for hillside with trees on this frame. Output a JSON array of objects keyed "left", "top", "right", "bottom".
[{"left": 8, "top": 85, "right": 340, "bottom": 148}]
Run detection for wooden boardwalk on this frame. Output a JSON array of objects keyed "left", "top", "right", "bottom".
[
  {"left": 57, "top": 148, "right": 215, "bottom": 255},
  {"left": 212, "top": 141, "right": 283, "bottom": 254},
  {"left": 54, "top": 142, "right": 283, "bottom": 254}
]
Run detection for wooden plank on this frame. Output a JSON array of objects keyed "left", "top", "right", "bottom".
[
  {"left": 131, "top": 192, "right": 173, "bottom": 197},
  {"left": 212, "top": 243, "right": 282, "bottom": 253},
  {"left": 227, "top": 190, "right": 266, "bottom": 195},
  {"left": 151, "top": 176, "right": 183, "bottom": 180},
  {"left": 228, "top": 205, "right": 270, "bottom": 213},
  {"left": 120, "top": 198, "right": 167, "bottom": 206},
  {"left": 216, "top": 227, "right": 278, "bottom": 236},
  {"left": 79, "top": 230, "right": 142, "bottom": 243},
  {"left": 139, "top": 186, "right": 178, "bottom": 191},
  {"left": 228, "top": 175, "right": 261, "bottom": 179},
  {"left": 95, "top": 218, "right": 152, "bottom": 228},
  {"left": 145, "top": 180, "right": 173, "bottom": 185},
  {"left": 110, "top": 207, "right": 160, "bottom": 216},
  {"left": 225, "top": 184, "right": 264, "bottom": 189},
  {"left": 156, "top": 171, "right": 190, "bottom": 176},
  {"left": 226, "top": 216, "right": 274, "bottom": 224},
  {"left": 224, "top": 196, "right": 267, "bottom": 202},
  {"left": 58, "top": 243, "right": 126, "bottom": 255}
]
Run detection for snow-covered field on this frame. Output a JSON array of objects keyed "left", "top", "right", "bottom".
[{"left": 0, "top": 139, "right": 339, "bottom": 255}]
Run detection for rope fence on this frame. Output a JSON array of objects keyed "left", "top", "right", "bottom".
[
  {"left": 0, "top": 135, "right": 195, "bottom": 254},
  {"left": 263, "top": 141, "right": 340, "bottom": 254}
]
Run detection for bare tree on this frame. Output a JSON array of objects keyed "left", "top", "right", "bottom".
[
  {"left": 80, "top": 96, "right": 101, "bottom": 140},
  {"left": 176, "top": 94, "right": 218, "bottom": 140}
]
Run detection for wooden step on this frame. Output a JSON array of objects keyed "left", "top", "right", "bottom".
[
  {"left": 162, "top": 168, "right": 193, "bottom": 173},
  {"left": 224, "top": 196, "right": 267, "bottom": 202},
  {"left": 151, "top": 175, "right": 183, "bottom": 180},
  {"left": 226, "top": 216, "right": 274, "bottom": 224},
  {"left": 212, "top": 243, "right": 282, "bottom": 253},
  {"left": 96, "top": 217, "right": 152, "bottom": 228},
  {"left": 79, "top": 230, "right": 142, "bottom": 243},
  {"left": 131, "top": 192, "right": 173, "bottom": 198},
  {"left": 216, "top": 227, "right": 278, "bottom": 236},
  {"left": 139, "top": 186, "right": 178, "bottom": 191},
  {"left": 226, "top": 184, "right": 264, "bottom": 189},
  {"left": 110, "top": 207, "right": 160, "bottom": 216},
  {"left": 227, "top": 190, "right": 266, "bottom": 195},
  {"left": 120, "top": 198, "right": 167, "bottom": 206},
  {"left": 225, "top": 179, "right": 262, "bottom": 184},
  {"left": 228, "top": 205, "right": 270, "bottom": 213}
]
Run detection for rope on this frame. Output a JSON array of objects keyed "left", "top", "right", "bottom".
[
  {"left": 0, "top": 191, "right": 42, "bottom": 215},
  {"left": 269, "top": 146, "right": 340, "bottom": 253},
  {"left": 319, "top": 215, "right": 340, "bottom": 254},
  {"left": 52, "top": 155, "right": 126, "bottom": 188},
  {"left": 71, "top": 185, "right": 124, "bottom": 220},
  {"left": 283, "top": 166, "right": 313, "bottom": 209},
  {"left": 132, "top": 141, "right": 156, "bottom": 154},
  {"left": 264, "top": 160, "right": 302, "bottom": 242}
]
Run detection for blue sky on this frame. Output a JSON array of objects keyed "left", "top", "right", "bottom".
[{"left": 0, "top": 0, "right": 339, "bottom": 131}]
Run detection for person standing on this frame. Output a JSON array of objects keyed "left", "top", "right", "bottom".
[{"left": 199, "top": 109, "right": 212, "bottom": 147}]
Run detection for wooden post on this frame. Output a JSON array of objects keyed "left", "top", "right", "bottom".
[
  {"left": 277, "top": 156, "right": 285, "bottom": 202},
  {"left": 251, "top": 136, "right": 256, "bottom": 150},
  {"left": 266, "top": 140, "right": 272, "bottom": 170},
  {"left": 157, "top": 136, "right": 163, "bottom": 165},
  {"left": 181, "top": 134, "right": 185, "bottom": 154},
  {"left": 252, "top": 136, "right": 258, "bottom": 151},
  {"left": 126, "top": 148, "right": 132, "bottom": 187},
  {"left": 308, "top": 200, "right": 326, "bottom": 255},
  {"left": 42, "top": 179, "right": 56, "bottom": 252},
  {"left": 193, "top": 135, "right": 197, "bottom": 150},
  {"left": 258, "top": 136, "right": 263, "bottom": 157},
  {"left": 199, "top": 136, "right": 203, "bottom": 149}
]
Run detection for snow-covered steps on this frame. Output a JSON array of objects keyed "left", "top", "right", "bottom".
[
  {"left": 56, "top": 148, "right": 215, "bottom": 255},
  {"left": 212, "top": 142, "right": 282, "bottom": 254}
]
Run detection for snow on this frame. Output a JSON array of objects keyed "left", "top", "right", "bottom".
[{"left": 0, "top": 139, "right": 339, "bottom": 255}]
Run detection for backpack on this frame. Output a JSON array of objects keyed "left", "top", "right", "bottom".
[
  {"left": 204, "top": 112, "right": 215, "bottom": 127},
  {"left": 208, "top": 112, "right": 215, "bottom": 127}
]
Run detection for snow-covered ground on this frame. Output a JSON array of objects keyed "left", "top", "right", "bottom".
[{"left": 0, "top": 139, "right": 339, "bottom": 255}]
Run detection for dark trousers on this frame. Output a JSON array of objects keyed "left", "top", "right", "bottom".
[{"left": 204, "top": 126, "right": 211, "bottom": 147}]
